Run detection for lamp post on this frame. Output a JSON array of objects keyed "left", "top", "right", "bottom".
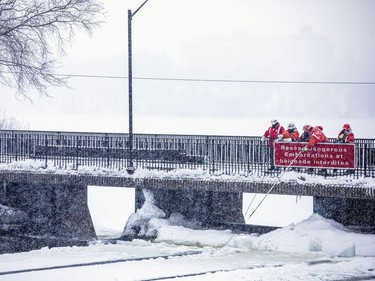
[{"left": 127, "top": 0, "right": 149, "bottom": 174}]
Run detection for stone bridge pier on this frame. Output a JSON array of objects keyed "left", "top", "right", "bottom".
[
  {"left": 314, "top": 196, "right": 375, "bottom": 233},
  {"left": 1, "top": 181, "right": 96, "bottom": 251},
  {"left": 134, "top": 187, "right": 245, "bottom": 228}
]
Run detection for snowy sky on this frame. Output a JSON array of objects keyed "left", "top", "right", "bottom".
[{"left": 2, "top": 0, "right": 375, "bottom": 136}]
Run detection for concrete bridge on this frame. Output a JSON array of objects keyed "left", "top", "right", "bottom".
[{"left": 0, "top": 130, "right": 374, "bottom": 252}]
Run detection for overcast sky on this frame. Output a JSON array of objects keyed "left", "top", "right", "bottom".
[{"left": 3, "top": 0, "right": 375, "bottom": 136}]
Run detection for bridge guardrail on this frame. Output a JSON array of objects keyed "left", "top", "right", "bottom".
[{"left": 0, "top": 130, "right": 374, "bottom": 178}]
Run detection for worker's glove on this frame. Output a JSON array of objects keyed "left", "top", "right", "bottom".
[
  {"left": 302, "top": 146, "right": 309, "bottom": 152},
  {"left": 277, "top": 134, "right": 283, "bottom": 140},
  {"left": 261, "top": 136, "right": 267, "bottom": 141}
]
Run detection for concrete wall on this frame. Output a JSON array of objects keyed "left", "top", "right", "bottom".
[
  {"left": 313, "top": 196, "right": 375, "bottom": 233},
  {"left": 2, "top": 182, "right": 96, "bottom": 240},
  {"left": 136, "top": 188, "right": 245, "bottom": 226}
]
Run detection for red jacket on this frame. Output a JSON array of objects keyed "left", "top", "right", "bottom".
[
  {"left": 307, "top": 126, "right": 329, "bottom": 148},
  {"left": 282, "top": 129, "right": 300, "bottom": 141},
  {"left": 337, "top": 129, "right": 355, "bottom": 143},
  {"left": 263, "top": 124, "right": 285, "bottom": 147}
]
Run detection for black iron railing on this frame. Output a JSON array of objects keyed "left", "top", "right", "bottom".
[{"left": 0, "top": 130, "right": 374, "bottom": 178}]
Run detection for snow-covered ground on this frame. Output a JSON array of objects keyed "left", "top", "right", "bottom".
[{"left": 0, "top": 187, "right": 374, "bottom": 281}]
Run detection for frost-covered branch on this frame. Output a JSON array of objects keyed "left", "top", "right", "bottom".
[{"left": 0, "top": 0, "right": 105, "bottom": 98}]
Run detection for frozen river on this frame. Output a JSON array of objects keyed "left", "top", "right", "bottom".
[
  {"left": 0, "top": 239, "right": 374, "bottom": 280},
  {"left": 0, "top": 186, "right": 374, "bottom": 281}
]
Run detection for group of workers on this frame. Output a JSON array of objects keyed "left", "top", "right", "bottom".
[{"left": 261, "top": 119, "right": 355, "bottom": 171}]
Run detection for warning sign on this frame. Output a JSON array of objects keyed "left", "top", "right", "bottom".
[{"left": 274, "top": 142, "right": 355, "bottom": 169}]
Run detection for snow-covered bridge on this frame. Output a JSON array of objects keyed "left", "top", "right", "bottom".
[
  {"left": 1, "top": 129, "right": 374, "bottom": 177},
  {"left": 0, "top": 129, "right": 374, "bottom": 196},
  {"left": 0, "top": 129, "right": 374, "bottom": 249}
]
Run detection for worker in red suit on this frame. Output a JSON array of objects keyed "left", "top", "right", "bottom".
[
  {"left": 336, "top": 123, "right": 355, "bottom": 175},
  {"left": 302, "top": 125, "right": 329, "bottom": 151},
  {"left": 301, "top": 125, "right": 330, "bottom": 176},
  {"left": 281, "top": 123, "right": 300, "bottom": 142},
  {"left": 261, "top": 119, "right": 285, "bottom": 170},
  {"left": 336, "top": 123, "right": 355, "bottom": 143}
]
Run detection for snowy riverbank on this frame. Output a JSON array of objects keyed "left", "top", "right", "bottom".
[{"left": 0, "top": 187, "right": 374, "bottom": 280}]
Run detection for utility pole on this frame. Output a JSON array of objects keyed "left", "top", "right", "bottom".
[{"left": 127, "top": 0, "right": 149, "bottom": 174}]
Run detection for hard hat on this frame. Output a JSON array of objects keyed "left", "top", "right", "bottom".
[
  {"left": 343, "top": 124, "right": 351, "bottom": 130},
  {"left": 271, "top": 119, "right": 278, "bottom": 125},
  {"left": 288, "top": 123, "right": 296, "bottom": 130},
  {"left": 303, "top": 125, "right": 312, "bottom": 131}
]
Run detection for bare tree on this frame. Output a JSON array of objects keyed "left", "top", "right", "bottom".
[
  {"left": 0, "top": 110, "right": 27, "bottom": 129},
  {"left": 0, "top": 0, "right": 105, "bottom": 98}
]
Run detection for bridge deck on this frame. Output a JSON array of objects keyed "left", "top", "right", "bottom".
[{"left": 1, "top": 170, "right": 374, "bottom": 200}]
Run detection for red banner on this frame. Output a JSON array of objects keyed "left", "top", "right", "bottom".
[{"left": 274, "top": 142, "right": 355, "bottom": 169}]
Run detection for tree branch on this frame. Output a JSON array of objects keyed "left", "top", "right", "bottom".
[{"left": 0, "top": 0, "right": 105, "bottom": 97}]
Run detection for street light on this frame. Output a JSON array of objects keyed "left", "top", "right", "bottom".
[{"left": 126, "top": 0, "right": 149, "bottom": 174}]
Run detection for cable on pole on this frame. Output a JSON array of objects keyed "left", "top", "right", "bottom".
[{"left": 2, "top": 71, "right": 375, "bottom": 85}]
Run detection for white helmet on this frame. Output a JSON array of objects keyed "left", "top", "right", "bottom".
[
  {"left": 288, "top": 123, "right": 296, "bottom": 130},
  {"left": 271, "top": 119, "right": 278, "bottom": 126}
]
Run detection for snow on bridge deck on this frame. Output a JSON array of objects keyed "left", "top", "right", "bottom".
[{"left": 1, "top": 166, "right": 374, "bottom": 200}]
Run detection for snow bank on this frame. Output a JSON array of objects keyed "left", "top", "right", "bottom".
[
  {"left": 251, "top": 214, "right": 375, "bottom": 257},
  {"left": 121, "top": 190, "right": 166, "bottom": 239},
  {"left": 123, "top": 190, "right": 375, "bottom": 258},
  {"left": 157, "top": 213, "right": 375, "bottom": 257}
]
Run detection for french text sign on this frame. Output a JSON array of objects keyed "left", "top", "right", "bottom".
[{"left": 274, "top": 142, "right": 355, "bottom": 169}]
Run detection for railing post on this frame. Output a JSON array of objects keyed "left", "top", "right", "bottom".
[
  {"left": 207, "top": 137, "right": 211, "bottom": 172},
  {"left": 44, "top": 135, "right": 48, "bottom": 168},
  {"left": 211, "top": 139, "right": 215, "bottom": 173},
  {"left": 14, "top": 132, "right": 18, "bottom": 162},
  {"left": 247, "top": 140, "right": 251, "bottom": 175},
  {"left": 364, "top": 143, "right": 367, "bottom": 177},
  {"left": 106, "top": 135, "right": 110, "bottom": 168},
  {"left": 75, "top": 136, "right": 79, "bottom": 170}
]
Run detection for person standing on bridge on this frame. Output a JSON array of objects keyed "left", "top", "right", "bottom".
[
  {"left": 278, "top": 123, "right": 300, "bottom": 172},
  {"left": 299, "top": 124, "right": 314, "bottom": 173},
  {"left": 336, "top": 123, "right": 355, "bottom": 175},
  {"left": 299, "top": 124, "right": 312, "bottom": 142},
  {"left": 279, "top": 123, "right": 300, "bottom": 142},
  {"left": 336, "top": 123, "right": 355, "bottom": 143},
  {"left": 301, "top": 125, "right": 330, "bottom": 176},
  {"left": 261, "top": 119, "right": 285, "bottom": 170},
  {"left": 301, "top": 125, "right": 329, "bottom": 151}
]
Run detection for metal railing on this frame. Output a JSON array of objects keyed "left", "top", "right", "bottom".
[{"left": 0, "top": 130, "right": 374, "bottom": 178}]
